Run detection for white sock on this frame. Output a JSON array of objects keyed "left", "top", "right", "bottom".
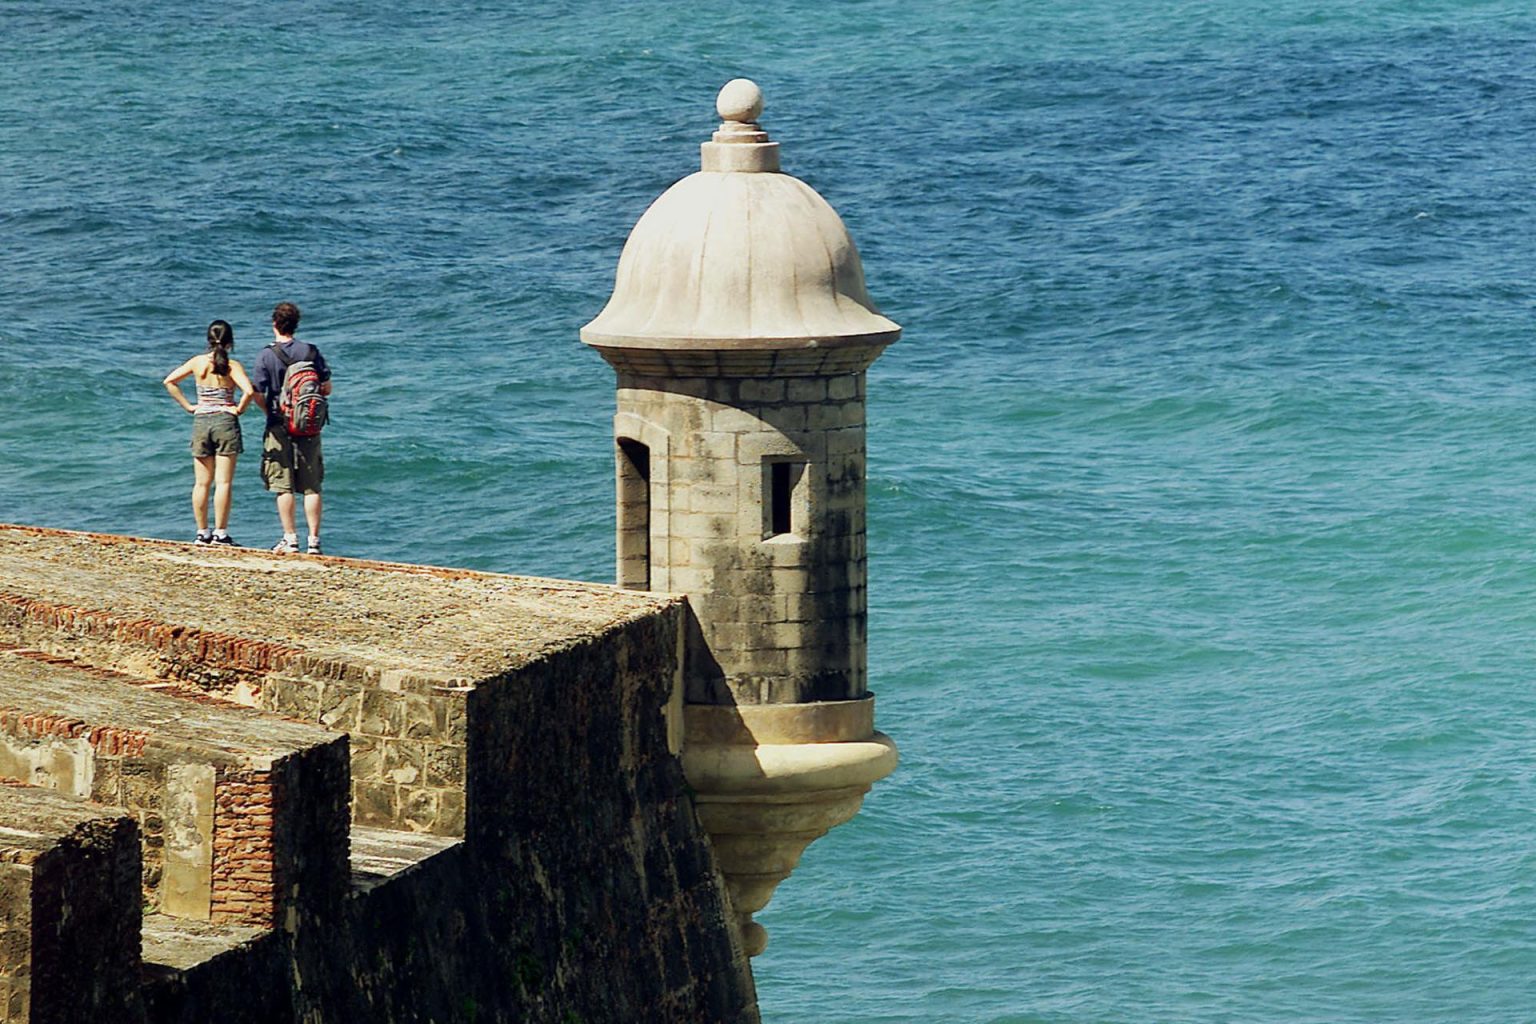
[
  {"left": 285, "top": 532, "right": 298, "bottom": 544},
  {"left": 308, "top": 535, "right": 321, "bottom": 547},
  {"left": 198, "top": 528, "right": 213, "bottom": 539},
  {"left": 213, "top": 528, "right": 228, "bottom": 539}
]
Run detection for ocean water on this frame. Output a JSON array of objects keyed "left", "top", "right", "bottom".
[{"left": 5, "top": 1, "right": 1536, "bottom": 1020}]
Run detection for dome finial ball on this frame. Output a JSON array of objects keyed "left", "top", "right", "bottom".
[{"left": 717, "top": 79, "right": 764, "bottom": 123}]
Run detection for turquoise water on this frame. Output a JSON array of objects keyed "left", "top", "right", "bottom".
[{"left": 6, "top": 2, "right": 1536, "bottom": 1020}]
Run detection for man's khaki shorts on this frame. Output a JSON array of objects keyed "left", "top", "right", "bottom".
[{"left": 261, "top": 425, "right": 323, "bottom": 495}]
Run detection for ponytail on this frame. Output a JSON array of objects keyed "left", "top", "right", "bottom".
[{"left": 206, "top": 320, "right": 233, "bottom": 377}]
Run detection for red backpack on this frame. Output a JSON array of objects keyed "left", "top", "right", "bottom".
[{"left": 274, "top": 344, "right": 329, "bottom": 437}]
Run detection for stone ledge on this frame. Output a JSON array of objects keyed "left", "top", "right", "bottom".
[
  {"left": 0, "top": 647, "right": 338, "bottom": 764},
  {"left": 0, "top": 649, "right": 349, "bottom": 927},
  {"left": 0, "top": 524, "right": 683, "bottom": 688},
  {"left": 141, "top": 913, "right": 266, "bottom": 972},
  {"left": 0, "top": 779, "right": 132, "bottom": 862},
  {"left": 349, "top": 824, "right": 460, "bottom": 894}
]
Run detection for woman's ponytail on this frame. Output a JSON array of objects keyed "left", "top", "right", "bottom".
[{"left": 206, "top": 320, "right": 233, "bottom": 377}]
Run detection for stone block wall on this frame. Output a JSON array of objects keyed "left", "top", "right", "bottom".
[
  {"left": 0, "top": 649, "right": 350, "bottom": 930},
  {"left": 260, "top": 674, "right": 467, "bottom": 837},
  {"left": 347, "top": 602, "right": 755, "bottom": 1023},
  {"left": 268, "top": 740, "right": 351, "bottom": 931},
  {"left": 0, "top": 784, "right": 142, "bottom": 1024},
  {"left": 615, "top": 370, "right": 870, "bottom": 705},
  {"left": 0, "top": 863, "right": 29, "bottom": 1022},
  {"left": 0, "top": 588, "right": 463, "bottom": 840},
  {"left": 0, "top": 527, "right": 760, "bottom": 1023},
  {"left": 136, "top": 605, "right": 758, "bottom": 1024}
]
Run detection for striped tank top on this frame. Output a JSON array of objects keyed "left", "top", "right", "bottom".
[{"left": 194, "top": 383, "right": 236, "bottom": 414}]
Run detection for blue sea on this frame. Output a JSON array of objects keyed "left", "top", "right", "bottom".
[{"left": 6, "top": 2, "right": 1536, "bottom": 1020}]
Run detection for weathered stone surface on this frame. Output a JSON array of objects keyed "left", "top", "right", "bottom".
[
  {"left": 0, "top": 525, "right": 757, "bottom": 1023},
  {"left": 0, "top": 650, "right": 348, "bottom": 929},
  {"left": 0, "top": 783, "right": 142, "bottom": 1024},
  {"left": 0, "top": 524, "right": 684, "bottom": 839},
  {"left": 0, "top": 526, "right": 667, "bottom": 688}
]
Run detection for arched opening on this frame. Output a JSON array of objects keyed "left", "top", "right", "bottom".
[{"left": 616, "top": 438, "right": 651, "bottom": 589}]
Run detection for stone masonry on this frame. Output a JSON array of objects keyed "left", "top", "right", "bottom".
[
  {"left": 0, "top": 782, "right": 141, "bottom": 1024},
  {"left": 0, "top": 524, "right": 757, "bottom": 1023},
  {"left": 582, "top": 78, "right": 902, "bottom": 958},
  {"left": 613, "top": 361, "right": 873, "bottom": 707},
  {"left": 0, "top": 650, "right": 347, "bottom": 928}
]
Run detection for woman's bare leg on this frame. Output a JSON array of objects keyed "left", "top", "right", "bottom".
[
  {"left": 213, "top": 454, "right": 238, "bottom": 530},
  {"left": 192, "top": 457, "right": 214, "bottom": 531}
]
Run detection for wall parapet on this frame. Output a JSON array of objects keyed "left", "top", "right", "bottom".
[{"left": 0, "top": 525, "right": 758, "bottom": 1023}]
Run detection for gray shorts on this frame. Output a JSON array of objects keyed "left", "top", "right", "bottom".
[
  {"left": 261, "top": 425, "right": 323, "bottom": 495},
  {"left": 191, "top": 413, "right": 243, "bottom": 457}
]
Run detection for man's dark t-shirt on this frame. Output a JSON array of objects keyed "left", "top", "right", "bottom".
[{"left": 252, "top": 340, "right": 331, "bottom": 427}]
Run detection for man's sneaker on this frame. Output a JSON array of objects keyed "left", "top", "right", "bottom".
[
  {"left": 211, "top": 535, "right": 237, "bottom": 547},
  {"left": 271, "top": 537, "right": 300, "bottom": 555},
  {"left": 193, "top": 534, "right": 212, "bottom": 546},
  {"left": 306, "top": 539, "right": 323, "bottom": 556}
]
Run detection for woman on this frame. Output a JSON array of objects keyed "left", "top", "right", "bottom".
[{"left": 163, "top": 320, "right": 254, "bottom": 545}]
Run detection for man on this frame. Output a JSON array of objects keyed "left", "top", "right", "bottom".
[{"left": 251, "top": 302, "right": 332, "bottom": 555}]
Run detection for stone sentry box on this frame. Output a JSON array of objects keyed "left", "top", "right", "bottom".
[
  {"left": 610, "top": 373, "right": 871, "bottom": 706},
  {"left": 583, "top": 79, "right": 901, "bottom": 955},
  {"left": 584, "top": 80, "right": 898, "bottom": 710}
]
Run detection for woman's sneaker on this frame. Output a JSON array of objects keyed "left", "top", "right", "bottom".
[
  {"left": 211, "top": 535, "right": 237, "bottom": 547},
  {"left": 306, "top": 538, "right": 323, "bottom": 556},
  {"left": 271, "top": 536, "right": 300, "bottom": 555},
  {"left": 193, "top": 533, "right": 213, "bottom": 545}
]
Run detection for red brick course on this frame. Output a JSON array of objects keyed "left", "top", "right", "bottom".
[{"left": 210, "top": 772, "right": 278, "bottom": 926}]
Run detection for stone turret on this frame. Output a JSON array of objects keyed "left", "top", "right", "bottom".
[{"left": 583, "top": 79, "right": 899, "bottom": 956}]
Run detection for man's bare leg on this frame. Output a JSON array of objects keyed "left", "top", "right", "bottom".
[
  {"left": 303, "top": 492, "right": 323, "bottom": 539},
  {"left": 276, "top": 492, "right": 298, "bottom": 536}
]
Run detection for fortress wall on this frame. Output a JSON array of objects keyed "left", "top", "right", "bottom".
[
  {"left": 0, "top": 862, "right": 31, "bottom": 1020},
  {"left": 260, "top": 673, "right": 467, "bottom": 837},
  {"left": 0, "top": 589, "right": 468, "bottom": 839},
  {"left": 268, "top": 740, "right": 351, "bottom": 930},
  {"left": 0, "top": 651, "right": 350, "bottom": 929},
  {"left": 208, "top": 743, "right": 350, "bottom": 930},
  {"left": 0, "top": 594, "right": 301, "bottom": 703},
  {"left": 450, "top": 602, "right": 757, "bottom": 1023},
  {"left": 0, "top": 528, "right": 760, "bottom": 1023},
  {"left": 138, "top": 606, "right": 759, "bottom": 1024},
  {"left": 0, "top": 784, "right": 143, "bottom": 1024}
]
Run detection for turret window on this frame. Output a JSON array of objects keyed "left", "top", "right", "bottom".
[{"left": 764, "top": 457, "right": 806, "bottom": 539}]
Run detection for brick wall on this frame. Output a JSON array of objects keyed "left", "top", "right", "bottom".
[{"left": 209, "top": 770, "right": 276, "bottom": 925}]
